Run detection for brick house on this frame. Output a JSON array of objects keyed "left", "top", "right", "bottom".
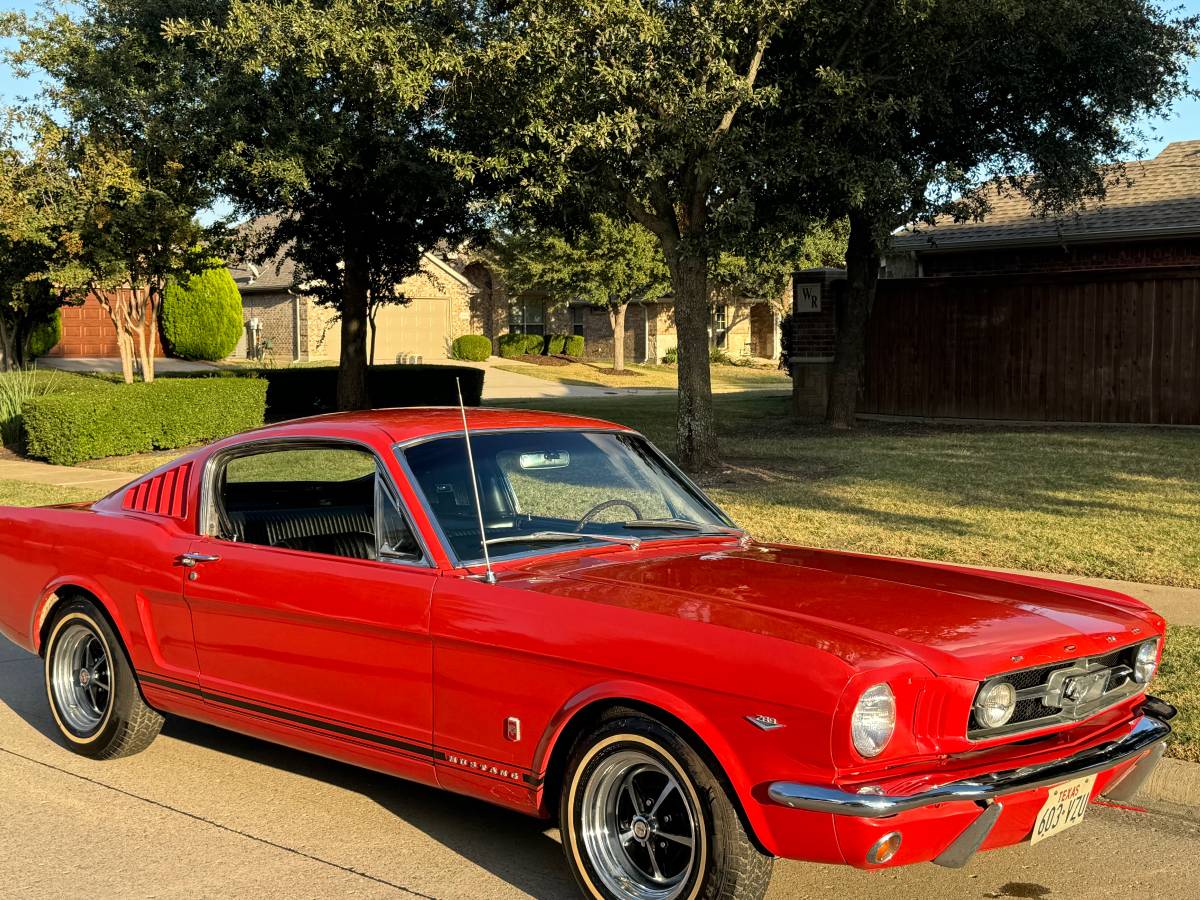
[
  {"left": 228, "top": 245, "right": 479, "bottom": 364},
  {"left": 472, "top": 290, "right": 782, "bottom": 364},
  {"left": 790, "top": 140, "right": 1200, "bottom": 424}
]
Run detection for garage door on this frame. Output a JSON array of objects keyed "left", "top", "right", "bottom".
[
  {"left": 373, "top": 297, "right": 452, "bottom": 362},
  {"left": 47, "top": 292, "right": 166, "bottom": 359}
]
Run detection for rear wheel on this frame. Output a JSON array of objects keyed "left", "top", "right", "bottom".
[
  {"left": 560, "top": 710, "right": 773, "bottom": 900},
  {"left": 44, "top": 598, "right": 163, "bottom": 759}
]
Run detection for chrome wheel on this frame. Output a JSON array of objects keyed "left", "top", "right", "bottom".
[
  {"left": 50, "top": 622, "right": 113, "bottom": 734},
  {"left": 580, "top": 748, "right": 699, "bottom": 900}
]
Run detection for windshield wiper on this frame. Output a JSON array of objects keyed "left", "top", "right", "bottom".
[
  {"left": 484, "top": 531, "right": 642, "bottom": 549},
  {"left": 623, "top": 518, "right": 746, "bottom": 537}
]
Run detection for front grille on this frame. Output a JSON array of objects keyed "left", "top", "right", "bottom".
[{"left": 968, "top": 642, "right": 1145, "bottom": 740}]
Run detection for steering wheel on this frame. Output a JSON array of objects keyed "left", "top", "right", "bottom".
[{"left": 575, "top": 498, "right": 643, "bottom": 531}]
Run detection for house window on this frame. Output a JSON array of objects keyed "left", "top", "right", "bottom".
[
  {"left": 510, "top": 298, "right": 546, "bottom": 336},
  {"left": 570, "top": 305, "right": 586, "bottom": 337},
  {"left": 713, "top": 304, "right": 728, "bottom": 349}
]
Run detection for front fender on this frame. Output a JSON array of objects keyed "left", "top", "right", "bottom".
[{"left": 532, "top": 678, "right": 784, "bottom": 855}]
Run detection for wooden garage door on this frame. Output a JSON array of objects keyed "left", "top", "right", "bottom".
[
  {"left": 48, "top": 292, "right": 166, "bottom": 358},
  {"left": 373, "top": 297, "right": 452, "bottom": 362}
]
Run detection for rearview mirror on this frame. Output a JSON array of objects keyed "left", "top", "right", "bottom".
[{"left": 519, "top": 451, "right": 570, "bottom": 470}]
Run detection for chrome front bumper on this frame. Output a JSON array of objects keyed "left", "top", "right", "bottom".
[{"left": 768, "top": 698, "right": 1175, "bottom": 818}]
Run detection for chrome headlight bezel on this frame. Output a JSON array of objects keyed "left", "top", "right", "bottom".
[
  {"left": 1134, "top": 638, "right": 1161, "bottom": 684},
  {"left": 973, "top": 680, "right": 1018, "bottom": 730},
  {"left": 851, "top": 683, "right": 896, "bottom": 758}
]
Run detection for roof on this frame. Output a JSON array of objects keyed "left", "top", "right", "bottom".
[
  {"left": 247, "top": 407, "right": 633, "bottom": 446},
  {"left": 891, "top": 141, "right": 1200, "bottom": 253},
  {"left": 227, "top": 215, "right": 473, "bottom": 293}
]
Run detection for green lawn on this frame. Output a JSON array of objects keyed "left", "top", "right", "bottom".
[
  {"left": 1156, "top": 626, "right": 1199, "bottom": 763},
  {"left": 494, "top": 360, "right": 790, "bottom": 391},
  {"left": 0, "top": 479, "right": 105, "bottom": 507}
]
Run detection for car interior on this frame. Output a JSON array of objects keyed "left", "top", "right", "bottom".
[{"left": 210, "top": 446, "right": 421, "bottom": 562}]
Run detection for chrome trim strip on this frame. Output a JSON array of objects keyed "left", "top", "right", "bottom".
[
  {"left": 767, "top": 707, "right": 1172, "bottom": 818},
  {"left": 393, "top": 428, "right": 739, "bottom": 570}
]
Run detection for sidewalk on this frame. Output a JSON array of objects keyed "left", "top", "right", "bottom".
[
  {"left": 0, "top": 458, "right": 134, "bottom": 492},
  {"left": 463, "top": 359, "right": 673, "bottom": 401}
]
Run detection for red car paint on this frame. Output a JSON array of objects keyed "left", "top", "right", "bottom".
[{"left": 0, "top": 408, "right": 1167, "bottom": 869}]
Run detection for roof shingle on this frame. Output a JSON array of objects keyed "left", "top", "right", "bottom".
[{"left": 891, "top": 141, "right": 1200, "bottom": 252}]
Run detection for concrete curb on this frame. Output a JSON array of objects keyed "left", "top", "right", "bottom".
[{"left": 1137, "top": 755, "right": 1200, "bottom": 816}]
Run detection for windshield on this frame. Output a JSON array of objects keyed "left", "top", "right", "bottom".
[{"left": 400, "top": 430, "right": 736, "bottom": 562}]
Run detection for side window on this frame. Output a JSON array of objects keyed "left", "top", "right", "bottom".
[{"left": 213, "top": 444, "right": 420, "bottom": 563}]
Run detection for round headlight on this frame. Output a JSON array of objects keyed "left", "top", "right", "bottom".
[
  {"left": 1134, "top": 639, "right": 1161, "bottom": 683},
  {"left": 852, "top": 684, "right": 896, "bottom": 758},
  {"left": 974, "top": 681, "right": 1017, "bottom": 729}
]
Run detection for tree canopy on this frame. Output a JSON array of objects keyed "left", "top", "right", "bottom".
[{"left": 492, "top": 214, "right": 669, "bottom": 370}]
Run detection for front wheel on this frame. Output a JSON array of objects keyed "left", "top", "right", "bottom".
[
  {"left": 560, "top": 710, "right": 773, "bottom": 900},
  {"left": 43, "top": 598, "right": 164, "bottom": 759}
]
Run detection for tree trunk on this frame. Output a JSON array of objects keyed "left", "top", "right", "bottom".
[
  {"left": 142, "top": 286, "right": 160, "bottom": 382},
  {"left": 338, "top": 253, "right": 370, "bottom": 410},
  {"left": 608, "top": 301, "right": 629, "bottom": 372},
  {"left": 99, "top": 291, "right": 136, "bottom": 384},
  {"left": 0, "top": 315, "right": 15, "bottom": 372},
  {"left": 670, "top": 250, "right": 717, "bottom": 471},
  {"left": 826, "top": 209, "right": 881, "bottom": 429}
]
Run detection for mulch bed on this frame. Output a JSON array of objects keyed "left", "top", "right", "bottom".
[{"left": 514, "top": 354, "right": 574, "bottom": 366}]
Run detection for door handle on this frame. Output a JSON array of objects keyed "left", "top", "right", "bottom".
[{"left": 180, "top": 552, "right": 221, "bottom": 567}]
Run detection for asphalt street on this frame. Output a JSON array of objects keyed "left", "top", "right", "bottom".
[{"left": 1, "top": 634, "right": 1196, "bottom": 900}]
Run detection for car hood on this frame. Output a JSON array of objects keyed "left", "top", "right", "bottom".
[{"left": 515, "top": 542, "right": 1162, "bottom": 679}]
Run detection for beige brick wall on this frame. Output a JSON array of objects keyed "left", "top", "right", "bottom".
[
  {"left": 239, "top": 291, "right": 304, "bottom": 363},
  {"left": 305, "top": 263, "right": 474, "bottom": 363}
]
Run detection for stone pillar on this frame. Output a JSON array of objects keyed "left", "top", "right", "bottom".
[{"left": 788, "top": 267, "right": 846, "bottom": 420}]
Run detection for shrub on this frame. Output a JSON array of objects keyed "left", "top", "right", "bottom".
[
  {"left": 661, "top": 346, "right": 678, "bottom": 364},
  {"left": 450, "top": 334, "right": 492, "bottom": 361},
  {"left": 546, "top": 334, "right": 567, "bottom": 355},
  {"left": 498, "top": 333, "right": 546, "bottom": 358},
  {"left": 709, "top": 346, "right": 732, "bottom": 364},
  {"left": 22, "top": 376, "right": 267, "bottom": 465},
  {"left": 160, "top": 265, "right": 245, "bottom": 361},
  {"left": 563, "top": 335, "right": 585, "bottom": 358},
  {"left": 24, "top": 310, "right": 62, "bottom": 359},
  {"left": 0, "top": 368, "right": 63, "bottom": 449},
  {"left": 249, "top": 364, "right": 485, "bottom": 421}
]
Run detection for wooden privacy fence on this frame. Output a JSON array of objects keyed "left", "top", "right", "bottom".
[{"left": 861, "top": 266, "right": 1200, "bottom": 425}]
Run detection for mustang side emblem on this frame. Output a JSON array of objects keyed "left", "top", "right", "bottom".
[
  {"left": 746, "top": 714, "right": 785, "bottom": 731},
  {"left": 444, "top": 754, "right": 524, "bottom": 782}
]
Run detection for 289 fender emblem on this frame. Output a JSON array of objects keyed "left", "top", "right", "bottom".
[{"left": 745, "top": 714, "right": 785, "bottom": 731}]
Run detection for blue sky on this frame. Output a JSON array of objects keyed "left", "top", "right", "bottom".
[{"left": 0, "top": 0, "right": 1197, "bottom": 162}]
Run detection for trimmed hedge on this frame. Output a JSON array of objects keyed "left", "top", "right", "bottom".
[
  {"left": 563, "top": 334, "right": 585, "bottom": 358},
  {"left": 451, "top": 334, "right": 492, "bottom": 361},
  {"left": 250, "top": 364, "right": 485, "bottom": 421},
  {"left": 22, "top": 377, "right": 267, "bottom": 465},
  {"left": 546, "top": 333, "right": 586, "bottom": 357},
  {"left": 25, "top": 310, "right": 62, "bottom": 359},
  {"left": 498, "top": 333, "right": 546, "bottom": 358},
  {"left": 161, "top": 265, "right": 245, "bottom": 361}
]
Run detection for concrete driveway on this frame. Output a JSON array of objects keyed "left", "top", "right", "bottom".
[{"left": 1, "top": 634, "right": 1198, "bottom": 899}]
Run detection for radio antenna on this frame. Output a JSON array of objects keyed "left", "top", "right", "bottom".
[{"left": 457, "top": 378, "right": 496, "bottom": 584}]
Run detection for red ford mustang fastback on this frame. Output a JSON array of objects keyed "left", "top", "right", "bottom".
[{"left": 0, "top": 408, "right": 1174, "bottom": 899}]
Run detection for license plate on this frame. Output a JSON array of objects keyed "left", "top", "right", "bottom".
[{"left": 1030, "top": 774, "right": 1096, "bottom": 845}]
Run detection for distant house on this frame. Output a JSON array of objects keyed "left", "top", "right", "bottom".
[
  {"left": 790, "top": 141, "right": 1200, "bottom": 424},
  {"left": 885, "top": 140, "right": 1200, "bottom": 277},
  {"left": 227, "top": 240, "right": 479, "bottom": 365}
]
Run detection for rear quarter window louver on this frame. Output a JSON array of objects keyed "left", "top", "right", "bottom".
[{"left": 122, "top": 462, "right": 193, "bottom": 518}]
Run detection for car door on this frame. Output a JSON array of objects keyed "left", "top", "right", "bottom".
[{"left": 182, "top": 440, "right": 436, "bottom": 764}]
